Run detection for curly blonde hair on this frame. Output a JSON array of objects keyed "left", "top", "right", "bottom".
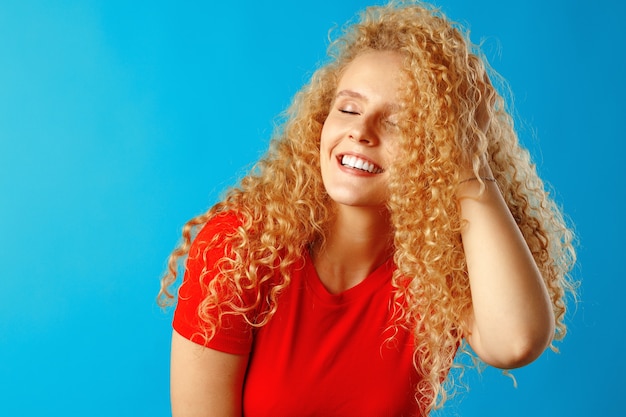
[{"left": 159, "top": 1, "right": 576, "bottom": 414}]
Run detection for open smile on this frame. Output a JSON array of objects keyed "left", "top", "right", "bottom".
[{"left": 338, "top": 154, "right": 384, "bottom": 174}]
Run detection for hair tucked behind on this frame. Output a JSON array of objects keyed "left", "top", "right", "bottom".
[{"left": 158, "top": 1, "right": 576, "bottom": 414}]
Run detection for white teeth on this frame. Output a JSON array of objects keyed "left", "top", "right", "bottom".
[{"left": 340, "top": 155, "right": 382, "bottom": 174}]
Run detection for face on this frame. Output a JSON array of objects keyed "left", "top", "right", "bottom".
[{"left": 320, "top": 50, "right": 404, "bottom": 209}]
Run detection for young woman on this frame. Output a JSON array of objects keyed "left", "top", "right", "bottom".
[{"left": 159, "top": 1, "right": 577, "bottom": 416}]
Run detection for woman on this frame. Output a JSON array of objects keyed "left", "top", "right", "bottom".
[{"left": 158, "top": 1, "right": 577, "bottom": 416}]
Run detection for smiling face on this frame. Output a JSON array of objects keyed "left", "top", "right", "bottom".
[{"left": 319, "top": 50, "right": 404, "bottom": 209}]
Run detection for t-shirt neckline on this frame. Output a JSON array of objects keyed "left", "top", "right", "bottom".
[{"left": 303, "top": 250, "right": 395, "bottom": 305}]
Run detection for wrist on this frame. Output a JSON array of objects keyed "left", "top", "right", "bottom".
[{"left": 456, "top": 176, "right": 498, "bottom": 201}]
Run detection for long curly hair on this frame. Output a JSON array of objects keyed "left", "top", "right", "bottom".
[{"left": 159, "top": 1, "right": 577, "bottom": 414}]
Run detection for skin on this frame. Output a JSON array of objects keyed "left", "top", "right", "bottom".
[
  {"left": 169, "top": 50, "right": 555, "bottom": 416},
  {"left": 313, "top": 51, "right": 404, "bottom": 293},
  {"left": 170, "top": 331, "right": 248, "bottom": 417}
]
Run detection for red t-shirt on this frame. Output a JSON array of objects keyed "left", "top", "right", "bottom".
[{"left": 173, "top": 213, "right": 422, "bottom": 416}]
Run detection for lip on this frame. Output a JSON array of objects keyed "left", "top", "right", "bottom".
[{"left": 335, "top": 152, "right": 384, "bottom": 175}]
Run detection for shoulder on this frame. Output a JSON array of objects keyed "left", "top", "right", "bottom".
[
  {"left": 181, "top": 210, "right": 243, "bottom": 284},
  {"left": 194, "top": 211, "right": 242, "bottom": 243},
  {"left": 188, "top": 211, "right": 243, "bottom": 259}
]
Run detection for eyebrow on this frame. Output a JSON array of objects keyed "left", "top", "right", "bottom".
[{"left": 335, "top": 89, "right": 367, "bottom": 101}]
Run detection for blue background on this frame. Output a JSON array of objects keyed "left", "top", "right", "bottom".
[{"left": 1, "top": 0, "right": 623, "bottom": 416}]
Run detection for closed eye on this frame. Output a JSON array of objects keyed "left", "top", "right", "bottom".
[
  {"left": 339, "top": 109, "right": 360, "bottom": 115},
  {"left": 383, "top": 119, "right": 398, "bottom": 128}
]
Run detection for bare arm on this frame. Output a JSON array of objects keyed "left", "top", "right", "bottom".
[
  {"left": 170, "top": 330, "right": 249, "bottom": 417},
  {"left": 459, "top": 175, "right": 554, "bottom": 369}
]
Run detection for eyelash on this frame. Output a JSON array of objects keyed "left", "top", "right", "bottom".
[{"left": 339, "top": 108, "right": 397, "bottom": 129}]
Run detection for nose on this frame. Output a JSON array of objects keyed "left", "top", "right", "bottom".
[{"left": 348, "top": 119, "right": 378, "bottom": 146}]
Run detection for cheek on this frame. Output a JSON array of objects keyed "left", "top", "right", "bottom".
[
  {"left": 385, "top": 134, "right": 403, "bottom": 161},
  {"left": 319, "top": 122, "right": 333, "bottom": 154},
  {"left": 386, "top": 144, "right": 399, "bottom": 163}
]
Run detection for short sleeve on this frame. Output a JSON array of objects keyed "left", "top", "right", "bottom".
[{"left": 172, "top": 212, "right": 254, "bottom": 355}]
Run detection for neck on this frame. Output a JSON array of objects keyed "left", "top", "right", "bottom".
[{"left": 311, "top": 205, "right": 394, "bottom": 294}]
